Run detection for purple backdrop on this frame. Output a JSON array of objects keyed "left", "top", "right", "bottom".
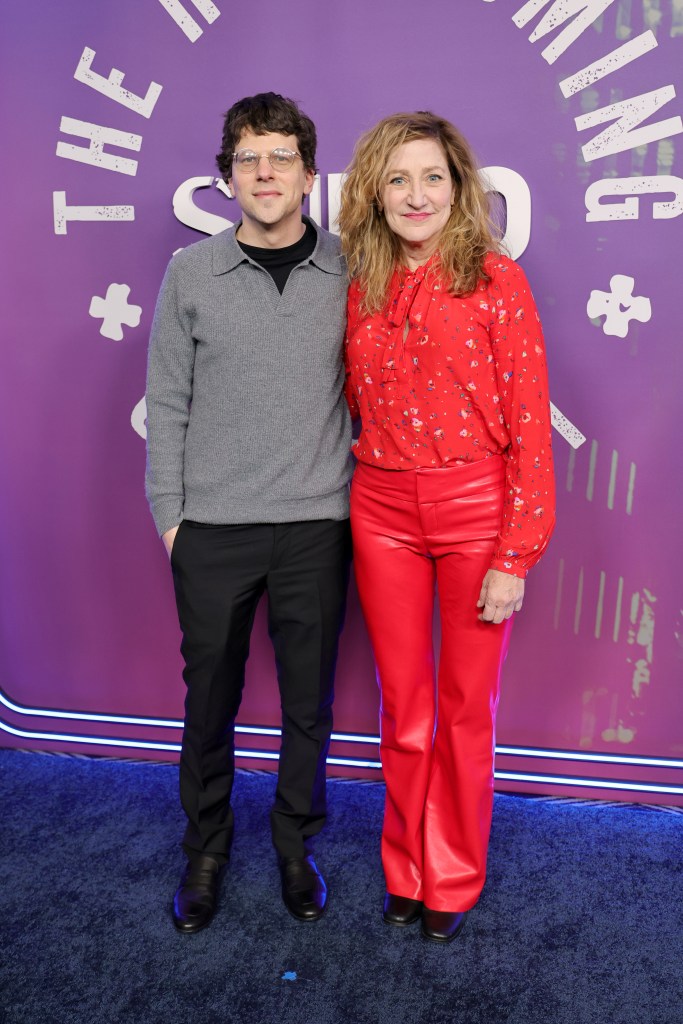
[{"left": 1, "top": 0, "right": 682, "bottom": 802}]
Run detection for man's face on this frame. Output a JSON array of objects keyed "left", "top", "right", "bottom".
[{"left": 228, "top": 130, "right": 315, "bottom": 240}]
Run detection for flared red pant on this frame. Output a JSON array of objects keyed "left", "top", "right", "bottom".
[{"left": 350, "top": 457, "right": 512, "bottom": 912}]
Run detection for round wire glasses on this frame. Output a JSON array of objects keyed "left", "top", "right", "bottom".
[{"left": 232, "top": 148, "right": 302, "bottom": 172}]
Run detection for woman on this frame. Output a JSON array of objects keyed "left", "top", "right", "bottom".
[{"left": 339, "top": 113, "right": 555, "bottom": 943}]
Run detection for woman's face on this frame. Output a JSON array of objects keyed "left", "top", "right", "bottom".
[{"left": 380, "top": 137, "right": 455, "bottom": 260}]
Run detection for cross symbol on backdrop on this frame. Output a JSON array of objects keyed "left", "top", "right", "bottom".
[
  {"left": 89, "top": 283, "right": 142, "bottom": 341},
  {"left": 587, "top": 275, "right": 652, "bottom": 339}
]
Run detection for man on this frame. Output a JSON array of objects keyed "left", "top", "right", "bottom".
[{"left": 145, "top": 93, "right": 352, "bottom": 933}]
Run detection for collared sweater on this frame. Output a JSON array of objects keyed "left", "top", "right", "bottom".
[{"left": 145, "top": 219, "right": 353, "bottom": 537}]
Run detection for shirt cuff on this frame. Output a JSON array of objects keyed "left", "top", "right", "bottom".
[{"left": 489, "top": 556, "right": 529, "bottom": 579}]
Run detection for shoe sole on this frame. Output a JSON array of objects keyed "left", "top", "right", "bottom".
[
  {"left": 383, "top": 914, "right": 422, "bottom": 928},
  {"left": 420, "top": 917, "right": 467, "bottom": 944},
  {"left": 172, "top": 914, "right": 215, "bottom": 934},
  {"left": 283, "top": 903, "right": 327, "bottom": 922},
  {"left": 171, "top": 897, "right": 218, "bottom": 934},
  {"left": 282, "top": 889, "right": 328, "bottom": 922}
]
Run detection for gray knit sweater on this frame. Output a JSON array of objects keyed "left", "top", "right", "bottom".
[{"left": 145, "top": 219, "right": 353, "bottom": 537}]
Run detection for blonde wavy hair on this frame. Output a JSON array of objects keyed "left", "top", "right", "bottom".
[{"left": 338, "top": 112, "right": 501, "bottom": 314}]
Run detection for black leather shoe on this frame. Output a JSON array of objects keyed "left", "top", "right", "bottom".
[
  {"left": 383, "top": 893, "right": 422, "bottom": 927},
  {"left": 421, "top": 908, "right": 467, "bottom": 943},
  {"left": 172, "top": 855, "right": 223, "bottom": 933},
  {"left": 279, "top": 856, "right": 327, "bottom": 921}
]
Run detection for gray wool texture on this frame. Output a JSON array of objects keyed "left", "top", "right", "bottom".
[{"left": 145, "top": 220, "right": 353, "bottom": 537}]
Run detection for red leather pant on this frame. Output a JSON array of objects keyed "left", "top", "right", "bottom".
[{"left": 351, "top": 457, "right": 512, "bottom": 912}]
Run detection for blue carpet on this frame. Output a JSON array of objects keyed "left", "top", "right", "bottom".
[{"left": 0, "top": 749, "right": 681, "bottom": 1024}]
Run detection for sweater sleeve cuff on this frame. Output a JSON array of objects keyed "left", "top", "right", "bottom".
[{"left": 151, "top": 500, "right": 184, "bottom": 538}]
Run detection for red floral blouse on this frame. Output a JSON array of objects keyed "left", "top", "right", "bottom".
[{"left": 344, "top": 252, "right": 555, "bottom": 578}]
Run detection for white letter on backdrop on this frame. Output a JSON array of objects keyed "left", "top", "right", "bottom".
[
  {"left": 585, "top": 176, "right": 683, "bottom": 221},
  {"left": 53, "top": 192, "right": 135, "bottom": 234},
  {"left": 481, "top": 167, "right": 531, "bottom": 260},
  {"left": 172, "top": 177, "right": 234, "bottom": 235},
  {"left": 576, "top": 86, "right": 683, "bottom": 162},
  {"left": 74, "top": 48, "right": 162, "bottom": 119},
  {"left": 513, "top": 0, "right": 617, "bottom": 65},
  {"left": 56, "top": 117, "right": 142, "bottom": 176},
  {"left": 559, "top": 31, "right": 657, "bottom": 98},
  {"left": 156, "top": 0, "right": 220, "bottom": 42},
  {"left": 327, "top": 174, "right": 346, "bottom": 236}
]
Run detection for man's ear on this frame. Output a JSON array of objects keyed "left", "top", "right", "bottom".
[{"left": 303, "top": 167, "right": 316, "bottom": 197}]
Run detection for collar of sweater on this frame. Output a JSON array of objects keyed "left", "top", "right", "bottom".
[{"left": 211, "top": 216, "right": 344, "bottom": 277}]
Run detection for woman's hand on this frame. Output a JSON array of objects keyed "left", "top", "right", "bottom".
[{"left": 477, "top": 569, "right": 525, "bottom": 624}]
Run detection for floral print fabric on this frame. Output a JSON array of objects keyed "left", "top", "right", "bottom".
[{"left": 344, "top": 253, "right": 556, "bottom": 577}]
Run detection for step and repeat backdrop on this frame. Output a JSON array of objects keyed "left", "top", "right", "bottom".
[{"left": 1, "top": 0, "right": 682, "bottom": 802}]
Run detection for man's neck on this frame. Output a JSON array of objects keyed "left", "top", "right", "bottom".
[{"left": 236, "top": 217, "right": 307, "bottom": 250}]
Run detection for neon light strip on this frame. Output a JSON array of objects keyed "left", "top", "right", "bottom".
[
  {"left": 0, "top": 719, "right": 382, "bottom": 769},
  {"left": 0, "top": 719, "right": 182, "bottom": 753},
  {"left": 0, "top": 690, "right": 377, "bottom": 745},
  {"left": 2, "top": 690, "right": 683, "bottom": 769},
  {"left": 2, "top": 719, "right": 683, "bottom": 795},
  {"left": 494, "top": 771, "right": 683, "bottom": 796},
  {"left": 494, "top": 746, "right": 683, "bottom": 770}
]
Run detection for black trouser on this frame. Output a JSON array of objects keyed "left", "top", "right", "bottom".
[{"left": 171, "top": 518, "right": 352, "bottom": 864}]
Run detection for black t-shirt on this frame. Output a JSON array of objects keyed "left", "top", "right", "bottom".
[{"left": 237, "top": 220, "right": 317, "bottom": 294}]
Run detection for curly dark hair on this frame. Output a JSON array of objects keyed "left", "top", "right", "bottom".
[{"left": 216, "top": 92, "right": 317, "bottom": 182}]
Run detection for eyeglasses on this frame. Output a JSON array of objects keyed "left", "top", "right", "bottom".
[{"left": 232, "top": 148, "right": 302, "bottom": 172}]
